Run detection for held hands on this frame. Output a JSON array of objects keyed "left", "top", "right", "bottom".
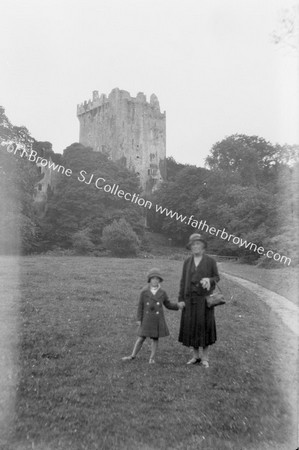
[
  {"left": 200, "top": 278, "right": 211, "bottom": 290},
  {"left": 178, "top": 302, "right": 185, "bottom": 310},
  {"left": 136, "top": 320, "right": 141, "bottom": 326}
]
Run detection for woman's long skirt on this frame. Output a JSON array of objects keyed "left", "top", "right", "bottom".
[{"left": 178, "top": 294, "right": 217, "bottom": 348}]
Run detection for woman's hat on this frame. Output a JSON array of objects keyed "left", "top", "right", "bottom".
[
  {"left": 186, "top": 233, "right": 207, "bottom": 249},
  {"left": 147, "top": 268, "right": 163, "bottom": 282}
]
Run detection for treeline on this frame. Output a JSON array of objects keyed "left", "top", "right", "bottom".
[
  {"left": 1, "top": 106, "right": 298, "bottom": 264},
  {"left": 148, "top": 135, "right": 299, "bottom": 265}
]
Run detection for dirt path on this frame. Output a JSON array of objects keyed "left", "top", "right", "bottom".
[
  {"left": 221, "top": 270, "right": 299, "bottom": 450},
  {"left": 219, "top": 261, "right": 298, "bottom": 306},
  {"left": 221, "top": 272, "right": 299, "bottom": 336}
]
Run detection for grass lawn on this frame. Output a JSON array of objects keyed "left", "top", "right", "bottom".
[
  {"left": 1, "top": 256, "right": 296, "bottom": 450},
  {"left": 219, "top": 261, "right": 299, "bottom": 305}
]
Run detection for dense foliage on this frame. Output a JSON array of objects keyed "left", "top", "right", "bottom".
[
  {"left": 149, "top": 138, "right": 298, "bottom": 265},
  {"left": 38, "top": 143, "right": 145, "bottom": 251},
  {"left": 0, "top": 107, "right": 41, "bottom": 253}
]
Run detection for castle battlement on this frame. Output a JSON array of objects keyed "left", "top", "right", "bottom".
[
  {"left": 77, "top": 88, "right": 166, "bottom": 194},
  {"left": 77, "top": 88, "right": 165, "bottom": 117}
]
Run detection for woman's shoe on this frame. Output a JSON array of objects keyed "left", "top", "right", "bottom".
[
  {"left": 149, "top": 358, "right": 155, "bottom": 364},
  {"left": 186, "top": 358, "right": 201, "bottom": 365},
  {"left": 121, "top": 355, "right": 135, "bottom": 361},
  {"left": 201, "top": 360, "right": 209, "bottom": 368}
]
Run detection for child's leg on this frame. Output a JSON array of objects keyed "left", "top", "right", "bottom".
[
  {"left": 122, "top": 336, "right": 145, "bottom": 360},
  {"left": 149, "top": 338, "right": 158, "bottom": 362},
  {"left": 131, "top": 336, "right": 146, "bottom": 357}
]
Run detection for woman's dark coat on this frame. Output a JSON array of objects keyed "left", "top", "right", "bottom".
[
  {"left": 178, "top": 253, "right": 220, "bottom": 302},
  {"left": 178, "top": 253, "right": 220, "bottom": 348},
  {"left": 137, "top": 286, "right": 179, "bottom": 338}
]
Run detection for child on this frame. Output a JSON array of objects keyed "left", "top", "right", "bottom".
[{"left": 122, "top": 268, "right": 185, "bottom": 364}]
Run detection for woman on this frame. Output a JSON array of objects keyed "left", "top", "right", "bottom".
[{"left": 178, "top": 233, "right": 220, "bottom": 368}]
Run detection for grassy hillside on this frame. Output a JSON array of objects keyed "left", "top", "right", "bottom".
[{"left": 2, "top": 256, "right": 296, "bottom": 450}]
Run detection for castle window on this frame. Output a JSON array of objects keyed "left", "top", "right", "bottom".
[
  {"left": 148, "top": 168, "right": 158, "bottom": 176},
  {"left": 38, "top": 183, "right": 42, "bottom": 191},
  {"left": 136, "top": 155, "right": 140, "bottom": 159}
]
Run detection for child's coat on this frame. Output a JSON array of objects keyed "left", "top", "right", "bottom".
[{"left": 137, "top": 286, "right": 179, "bottom": 338}]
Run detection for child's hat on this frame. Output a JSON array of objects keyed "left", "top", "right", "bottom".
[{"left": 147, "top": 268, "right": 163, "bottom": 282}]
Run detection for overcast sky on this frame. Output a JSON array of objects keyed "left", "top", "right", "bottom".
[{"left": 1, "top": 0, "right": 298, "bottom": 167}]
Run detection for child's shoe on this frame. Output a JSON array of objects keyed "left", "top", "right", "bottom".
[
  {"left": 121, "top": 355, "right": 135, "bottom": 361},
  {"left": 149, "top": 358, "right": 155, "bottom": 364},
  {"left": 201, "top": 360, "right": 209, "bottom": 368}
]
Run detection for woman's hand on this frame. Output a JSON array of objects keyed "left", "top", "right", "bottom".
[
  {"left": 136, "top": 320, "right": 141, "bottom": 326},
  {"left": 178, "top": 302, "right": 185, "bottom": 310},
  {"left": 200, "top": 278, "right": 211, "bottom": 290}
]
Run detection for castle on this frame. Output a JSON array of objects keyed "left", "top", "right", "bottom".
[{"left": 77, "top": 88, "right": 166, "bottom": 193}]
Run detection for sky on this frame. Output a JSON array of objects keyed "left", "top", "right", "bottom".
[{"left": 0, "top": 0, "right": 298, "bottom": 167}]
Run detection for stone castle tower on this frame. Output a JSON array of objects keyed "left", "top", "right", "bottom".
[{"left": 77, "top": 88, "right": 166, "bottom": 193}]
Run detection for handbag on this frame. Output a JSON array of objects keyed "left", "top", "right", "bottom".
[{"left": 206, "top": 283, "right": 226, "bottom": 308}]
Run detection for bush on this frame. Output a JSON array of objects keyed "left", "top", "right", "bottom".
[
  {"left": 139, "top": 234, "right": 153, "bottom": 252},
  {"left": 102, "top": 218, "right": 140, "bottom": 257},
  {"left": 72, "top": 229, "right": 95, "bottom": 255}
]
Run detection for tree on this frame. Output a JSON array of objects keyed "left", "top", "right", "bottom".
[
  {"left": 166, "top": 156, "right": 191, "bottom": 181},
  {"left": 147, "top": 165, "right": 210, "bottom": 242},
  {"left": 205, "top": 134, "right": 285, "bottom": 187},
  {"left": 102, "top": 218, "right": 140, "bottom": 256},
  {"left": 272, "top": 5, "right": 298, "bottom": 51},
  {"left": 202, "top": 135, "right": 299, "bottom": 262},
  {"left": 0, "top": 107, "right": 41, "bottom": 254},
  {"left": 32, "top": 141, "right": 63, "bottom": 165},
  {"left": 72, "top": 229, "right": 95, "bottom": 255}
]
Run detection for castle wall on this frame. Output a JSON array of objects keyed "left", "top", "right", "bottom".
[
  {"left": 77, "top": 88, "right": 166, "bottom": 193},
  {"left": 33, "top": 158, "right": 59, "bottom": 214}
]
